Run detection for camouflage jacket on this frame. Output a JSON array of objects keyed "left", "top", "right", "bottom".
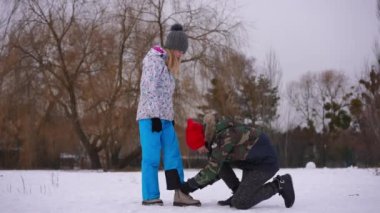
[{"left": 193, "top": 115, "right": 278, "bottom": 187}]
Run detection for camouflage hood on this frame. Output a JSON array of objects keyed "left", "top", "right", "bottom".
[{"left": 203, "top": 113, "right": 234, "bottom": 143}]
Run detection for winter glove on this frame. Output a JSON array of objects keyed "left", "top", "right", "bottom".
[
  {"left": 151, "top": 118, "right": 162, "bottom": 132},
  {"left": 180, "top": 178, "right": 200, "bottom": 195}
]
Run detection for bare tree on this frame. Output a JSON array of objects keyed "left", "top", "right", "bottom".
[
  {"left": 287, "top": 70, "right": 351, "bottom": 133},
  {"left": 262, "top": 49, "right": 282, "bottom": 89},
  {"left": 0, "top": 0, "right": 21, "bottom": 55},
  {"left": 317, "top": 70, "right": 352, "bottom": 132},
  {"left": 6, "top": 0, "right": 110, "bottom": 168},
  {"left": 137, "top": 0, "right": 244, "bottom": 119},
  {"left": 80, "top": 0, "right": 156, "bottom": 169},
  {"left": 287, "top": 72, "right": 319, "bottom": 130},
  {"left": 0, "top": 0, "right": 246, "bottom": 169}
]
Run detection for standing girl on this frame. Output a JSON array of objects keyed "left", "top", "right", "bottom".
[{"left": 136, "top": 24, "right": 200, "bottom": 206}]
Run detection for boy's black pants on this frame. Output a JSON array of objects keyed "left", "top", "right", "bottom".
[{"left": 219, "top": 163, "right": 278, "bottom": 210}]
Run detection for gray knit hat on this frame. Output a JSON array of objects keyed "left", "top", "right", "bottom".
[{"left": 164, "top": 23, "right": 188, "bottom": 53}]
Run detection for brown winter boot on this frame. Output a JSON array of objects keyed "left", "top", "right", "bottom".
[
  {"left": 142, "top": 198, "right": 163, "bottom": 206},
  {"left": 173, "top": 189, "right": 201, "bottom": 206}
]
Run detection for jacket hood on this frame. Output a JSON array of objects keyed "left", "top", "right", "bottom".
[
  {"left": 203, "top": 113, "right": 235, "bottom": 143},
  {"left": 146, "top": 45, "right": 168, "bottom": 59}
]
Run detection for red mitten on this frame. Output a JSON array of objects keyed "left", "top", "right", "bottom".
[{"left": 186, "top": 119, "right": 205, "bottom": 150}]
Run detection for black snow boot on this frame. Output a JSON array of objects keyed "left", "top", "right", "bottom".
[
  {"left": 274, "top": 174, "right": 295, "bottom": 208},
  {"left": 217, "top": 195, "right": 233, "bottom": 206}
]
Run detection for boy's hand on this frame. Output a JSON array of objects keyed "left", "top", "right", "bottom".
[
  {"left": 180, "top": 178, "right": 200, "bottom": 194},
  {"left": 197, "top": 145, "right": 209, "bottom": 154}
]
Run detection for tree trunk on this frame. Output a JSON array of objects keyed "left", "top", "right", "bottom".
[
  {"left": 72, "top": 118, "right": 102, "bottom": 169},
  {"left": 68, "top": 86, "right": 102, "bottom": 169}
]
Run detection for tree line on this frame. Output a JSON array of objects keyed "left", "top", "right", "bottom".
[{"left": 0, "top": 0, "right": 379, "bottom": 170}]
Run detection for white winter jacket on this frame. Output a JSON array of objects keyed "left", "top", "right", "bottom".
[{"left": 136, "top": 45, "right": 176, "bottom": 121}]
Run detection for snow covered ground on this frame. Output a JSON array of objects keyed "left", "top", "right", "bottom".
[{"left": 1, "top": 168, "right": 379, "bottom": 213}]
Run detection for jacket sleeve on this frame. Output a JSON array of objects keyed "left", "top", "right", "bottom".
[
  {"left": 140, "top": 56, "right": 165, "bottom": 117},
  {"left": 193, "top": 128, "right": 236, "bottom": 187}
]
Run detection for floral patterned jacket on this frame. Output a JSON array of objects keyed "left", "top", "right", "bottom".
[{"left": 136, "top": 45, "right": 176, "bottom": 121}]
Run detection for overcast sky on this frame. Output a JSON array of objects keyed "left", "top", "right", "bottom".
[
  {"left": 236, "top": 0, "right": 379, "bottom": 86},
  {"left": 233, "top": 0, "right": 379, "bottom": 128}
]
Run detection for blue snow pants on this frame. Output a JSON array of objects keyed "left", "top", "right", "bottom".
[{"left": 138, "top": 119, "right": 184, "bottom": 201}]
